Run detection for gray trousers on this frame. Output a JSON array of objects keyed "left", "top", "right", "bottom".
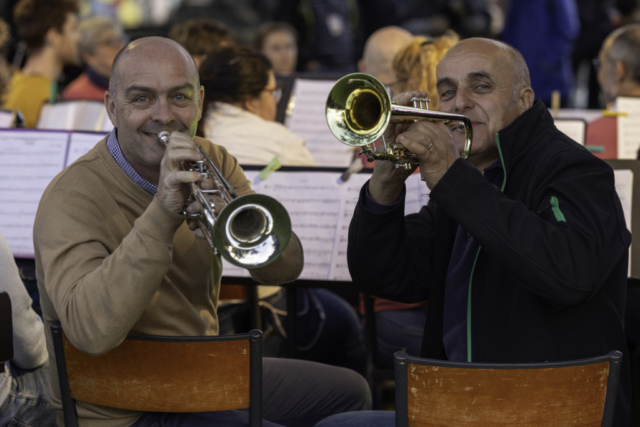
[{"left": 131, "top": 357, "right": 372, "bottom": 427}]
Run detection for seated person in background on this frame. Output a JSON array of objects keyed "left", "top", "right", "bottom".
[
  {"left": 0, "top": 231, "right": 55, "bottom": 426},
  {"left": 199, "top": 44, "right": 366, "bottom": 374},
  {"left": 254, "top": 22, "right": 298, "bottom": 75},
  {"left": 34, "top": 36, "right": 370, "bottom": 427},
  {"left": 62, "top": 16, "right": 126, "bottom": 101},
  {"left": 3, "top": 0, "right": 80, "bottom": 128},
  {"left": 358, "top": 31, "right": 458, "bottom": 369},
  {"left": 357, "top": 26, "right": 412, "bottom": 88},
  {"left": 199, "top": 45, "right": 316, "bottom": 166},
  {"left": 169, "top": 18, "right": 235, "bottom": 69},
  {"left": 390, "top": 30, "right": 459, "bottom": 104},
  {"left": 317, "top": 38, "right": 631, "bottom": 426},
  {"left": 597, "top": 24, "right": 640, "bottom": 108}
]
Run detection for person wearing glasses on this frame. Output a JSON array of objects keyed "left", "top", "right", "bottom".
[
  {"left": 199, "top": 45, "right": 316, "bottom": 166},
  {"left": 199, "top": 45, "right": 367, "bottom": 375}
]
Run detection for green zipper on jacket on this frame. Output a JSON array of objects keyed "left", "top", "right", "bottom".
[
  {"left": 467, "top": 134, "right": 508, "bottom": 362},
  {"left": 549, "top": 196, "right": 566, "bottom": 222}
]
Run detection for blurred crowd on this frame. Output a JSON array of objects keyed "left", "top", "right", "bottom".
[{"left": 0, "top": 0, "right": 639, "bottom": 118}]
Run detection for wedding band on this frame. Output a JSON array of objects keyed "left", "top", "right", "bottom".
[{"left": 427, "top": 142, "right": 434, "bottom": 151}]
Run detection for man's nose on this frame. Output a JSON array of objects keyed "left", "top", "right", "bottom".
[
  {"left": 453, "top": 88, "right": 474, "bottom": 112},
  {"left": 151, "top": 98, "right": 174, "bottom": 124}
]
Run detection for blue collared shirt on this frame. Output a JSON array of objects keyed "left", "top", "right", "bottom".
[{"left": 106, "top": 130, "right": 158, "bottom": 195}]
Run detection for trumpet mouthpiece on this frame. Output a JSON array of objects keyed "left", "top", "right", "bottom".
[{"left": 158, "top": 131, "right": 170, "bottom": 146}]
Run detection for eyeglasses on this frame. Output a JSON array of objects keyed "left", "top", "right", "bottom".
[{"left": 264, "top": 86, "right": 283, "bottom": 103}]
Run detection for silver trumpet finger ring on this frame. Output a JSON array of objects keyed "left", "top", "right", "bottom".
[{"left": 427, "top": 142, "right": 434, "bottom": 151}]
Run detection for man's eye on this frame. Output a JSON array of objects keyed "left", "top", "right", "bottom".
[
  {"left": 476, "top": 84, "right": 489, "bottom": 90},
  {"left": 440, "top": 90, "right": 455, "bottom": 98},
  {"left": 175, "top": 94, "right": 187, "bottom": 101},
  {"left": 135, "top": 96, "right": 148, "bottom": 102}
]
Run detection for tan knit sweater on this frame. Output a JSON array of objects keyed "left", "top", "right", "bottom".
[{"left": 34, "top": 135, "right": 261, "bottom": 426}]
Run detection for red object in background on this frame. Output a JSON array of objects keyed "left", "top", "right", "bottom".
[{"left": 585, "top": 117, "right": 617, "bottom": 160}]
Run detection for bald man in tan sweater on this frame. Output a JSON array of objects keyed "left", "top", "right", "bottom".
[{"left": 34, "top": 37, "right": 370, "bottom": 427}]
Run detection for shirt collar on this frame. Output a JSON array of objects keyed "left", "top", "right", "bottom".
[{"left": 106, "top": 130, "right": 158, "bottom": 195}]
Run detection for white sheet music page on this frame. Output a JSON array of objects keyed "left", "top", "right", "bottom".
[
  {"left": 0, "top": 131, "right": 69, "bottom": 257},
  {"left": 66, "top": 132, "right": 108, "bottom": 166},
  {"left": 328, "top": 173, "right": 371, "bottom": 281},
  {"left": 617, "top": 97, "right": 640, "bottom": 159},
  {"left": 37, "top": 101, "right": 109, "bottom": 132},
  {"left": 260, "top": 171, "right": 343, "bottom": 279},
  {"left": 0, "top": 110, "right": 14, "bottom": 128},
  {"left": 613, "top": 169, "right": 633, "bottom": 276},
  {"left": 554, "top": 119, "right": 586, "bottom": 145},
  {"left": 286, "top": 79, "right": 354, "bottom": 168},
  {"left": 405, "top": 172, "right": 430, "bottom": 214}
]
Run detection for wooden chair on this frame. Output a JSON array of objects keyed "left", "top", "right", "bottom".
[
  {"left": 0, "top": 292, "right": 13, "bottom": 373},
  {"left": 50, "top": 322, "right": 262, "bottom": 427},
  {"left": 394, "top": 350, "right": 623, "bottom": 427}
]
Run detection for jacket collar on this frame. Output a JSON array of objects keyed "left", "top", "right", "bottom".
[{"left": 494, "top": 99, "right": 553, "bottom": 176}]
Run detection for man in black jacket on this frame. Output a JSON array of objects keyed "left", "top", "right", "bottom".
[{"left": 318, "top": 38, "right": 631, "bottom": 426}]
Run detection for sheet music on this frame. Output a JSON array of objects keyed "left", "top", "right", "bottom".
[
  {"left": 221, "top": 170, "right": 429, "bottom": 281},
  {"left": 66, "top": 132, "right": 108, "bottom": 166},
  {"left": 286, "top": 79, "right": 354, "bottom": 168},
  {"left": 617, "top": 97, "right": 640, "bottom": 159},
  {"left": 0, "top": 110, "right": 14, "bottom": 128},
  {"left": 37, "top": 101, "right": 110, "bottom": 132},
  {"left": 0, "top": 131, "right": 69, "bottom": 257},
  {"left": 554, "top": 119, "right": 586, "bottom": 145},
  {"left": 613, "top": 169, "right": 633, "bottom": 276}
]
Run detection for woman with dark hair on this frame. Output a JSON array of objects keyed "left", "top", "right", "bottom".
[
  {"left": 201, "top": 46, "right": 366, "bottom": 375},
  {"left": 199, "top": 45, "right": 315, "bottom": 166}
]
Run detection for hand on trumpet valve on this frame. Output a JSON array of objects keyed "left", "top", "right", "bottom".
[
  {"left": 155, "top": 130, "right": 204, "bottom": 215},
  {"left": 185, "top": 179, "right": 227, "bottom": 240},
  {"left": 380, "top": 91, "right": 432, "bottom": 146},
  {"left": 396, "top": 120, "right": 460, "bottom": 190}
]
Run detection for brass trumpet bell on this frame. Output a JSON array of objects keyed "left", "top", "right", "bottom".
[
  {"left": 326, "top": 73, "right": 473, "bottom": 169},
  {"left": 158, "top": 131, "right": 291, "bottom": 269}
]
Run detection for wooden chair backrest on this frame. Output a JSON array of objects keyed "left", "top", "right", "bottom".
[
  {"left": 396, "top": 351, "right": 622, "bottom": 427},
  {"left": 61, "top": 332, "right": 251, "bottom": 413},
  {"left": 0, "top": 292, "right": 12, "bottom": 373}
]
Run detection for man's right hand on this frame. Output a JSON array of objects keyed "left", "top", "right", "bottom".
[
  {"left": 368, "top": 91, "right": 428, "bottom": 205},
  {"left": 155, "top": 131, "right": 203, "bottom": 214}
]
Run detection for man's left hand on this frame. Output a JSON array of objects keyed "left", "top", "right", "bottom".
[{"left": 396, "top": 120, "right": 460, "bottom": 190}]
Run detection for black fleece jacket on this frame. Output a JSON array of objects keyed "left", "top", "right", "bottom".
[{"left": 348, "top": 100, "right": 631, "bottom": 425}]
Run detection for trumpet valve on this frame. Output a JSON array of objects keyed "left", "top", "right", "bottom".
[{"left": 410, "top": 97, "right": 431, "bottom": 110}]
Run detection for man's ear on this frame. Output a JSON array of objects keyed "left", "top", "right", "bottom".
[
  {"left": 104, "top": 90, "right": 117, "bottom": 128},
  {"left": 197, "top": 86, "right": 205, "bottom": 121},
  {"left": 44, "top": 27, "right": 60, "bottom": 49},
  {"left": 518, "top": 86, "right": 535, "bottom": 113}
]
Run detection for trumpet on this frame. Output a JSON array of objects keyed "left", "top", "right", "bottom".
[
  {"left": 326, "top": 73, "right": 473, "bottom": 170},
  {"left": 158, "top": 131, "right": 291, "bottom": 269}
]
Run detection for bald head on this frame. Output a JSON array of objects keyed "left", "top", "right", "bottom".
[
  {"left": 360, "top": 26, "right": 412, "bottom": 83},
  {"left": 440, "top": 38, "right": 530, "bottom": 99},
  {"left": 109, "top": 36, "right": 199, "bottom": 98}
]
